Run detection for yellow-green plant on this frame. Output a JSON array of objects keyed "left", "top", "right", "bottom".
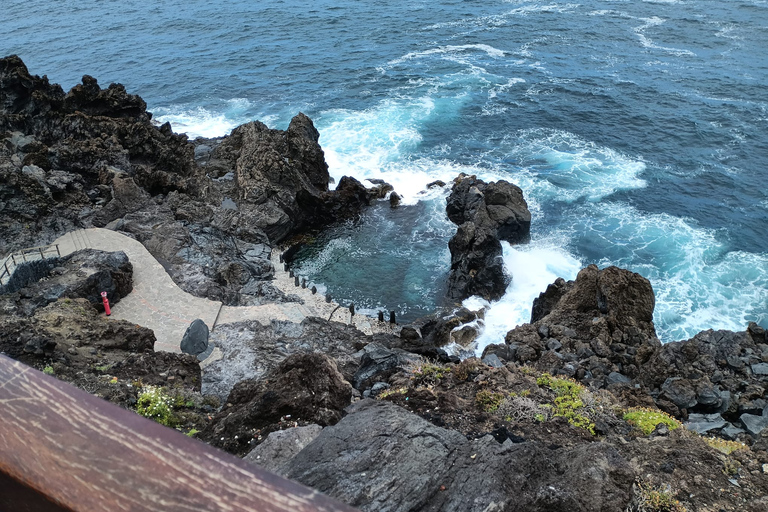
[
  {"left": 476, "top": 390, "right": 505, "bottom": 413},
  {"left": 136, "top": 386, "right": 177, "bottom": 427},
  {"left": 623, "top": 407, "right": 681, "bottom": 436},
  {"left": 377, "top": 387, "right": 407, "bottom": 400},
  {"left": 43, "top": 365, "right": 54, "bottom": 376},
  {"left": 704, "top": 437, "right": 747, "bottom": 455},
  {"left": 536, "top": 373, "right": 595, "bottom": 434}
]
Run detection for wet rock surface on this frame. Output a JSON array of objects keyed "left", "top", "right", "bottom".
[{"left": 445, "top": 174, "right": 531, "bottom": 302}]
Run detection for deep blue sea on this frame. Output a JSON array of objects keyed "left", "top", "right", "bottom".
[{"left": 4, "top": 0, "right": 767, "bottom": 350}]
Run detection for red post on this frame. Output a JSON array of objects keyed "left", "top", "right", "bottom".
[{"left": 101, "top": 291, "right": 111, "bottom": 316}]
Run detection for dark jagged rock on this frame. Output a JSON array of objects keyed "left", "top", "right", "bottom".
[
  {"left": 203, "top": 317, "right": 383, "bottom": 401},
  {"left": 0, "top": 55, "right": 197, "bottom": 254},
  {"left": 1, "top": 249, "right": 132, "bottom": 316},
  {"left": 505, "top": 264, "right": 659, "bottom": 382},
  {"left": 1, "top": 56, "right": 387, "bottom": 308},
  {"left": 282, "top": 400, "right": 634, "bottom": 512},
  {"left": 445, "top": 174, "right": 531, "bottom": 302},
  {"left": 352, "top": 343, "right": 421, "bottom": 390},
  {"left": 200, "top": 353, "right": 352, "bottom": 456},
  {"left": 638, "top": 328, "right": 768, "bottom": 423}
]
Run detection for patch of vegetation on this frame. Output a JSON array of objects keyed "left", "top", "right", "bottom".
[
  {"left": 453, "top": 358, "right": 480, "bottom": 381},
  {"left": 43, "top": 365, "right": 54, "bottom": 376},
  {"left": 623, "top": 407, "right": 681, "bottom": 436},
  {"left": 722, "top": 458, "right": 741, "bottom": 477},
  {"left": 377, "top": 387, "right": 407, "bottom": 400},
  {"left": 93, "top": 364, "right": 111, "bottom": 372},
  {"left": 136, "top": 386, "right": 177, "bottom": 427},
  {"left": 536, "top": 373, "right": 596, "bottom": 435},
  {"left": 628, "top": 481, "right": 686, "bottom": 512},
  {"left": 475, "top": 390, "right": 505, "bottom": 413},
  {"left": 186, "top": 428, "right": 200, "bottom": 437},
  {"left": 412, "top": 363, "right": 447, "bottom": 386},
  {"left": 498, "top": 395, "right": 548, "bottom": 423},
  {"left": 703, "top": 437, "right": 747, "bottom": 455}
]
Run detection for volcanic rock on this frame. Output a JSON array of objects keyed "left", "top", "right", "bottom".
[
  {"left": 445, "top": 174, "right": 530, "bottom": 302},
  {"left": 283, "top": 399, "right": 634, "bottom": 512},
  {"left": 200, "top": 352, "right": 353, "bottom": 456},
  {"left": 244, "top": 424, "right": 323, "bottom": 474},
  {"left": 180, "top": 319, "right": 209, "bottom": 356},
  {"left": 1, "top": 249, "right": 132, "bottom": 316}
]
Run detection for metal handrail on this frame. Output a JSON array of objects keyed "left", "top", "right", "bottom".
[{"left": 0, "top": 243, "right": 60, "bottom": 284}]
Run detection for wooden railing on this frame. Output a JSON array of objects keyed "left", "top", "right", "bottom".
[
  {"left": 0, "top": 243, "right": 60, "bottom": 285},
  {"left": 0, "top": 355, "right": 358, "bottom": 512}
]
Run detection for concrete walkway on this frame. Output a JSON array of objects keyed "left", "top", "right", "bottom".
[{"left": 53, "top": 228, "right": 385, "bottom": 353}]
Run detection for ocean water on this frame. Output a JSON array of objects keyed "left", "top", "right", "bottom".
[{"left": 4, "top": 0, "right": 767, "bottom": 350}]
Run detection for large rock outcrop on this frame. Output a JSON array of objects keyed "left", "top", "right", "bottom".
[
  {"left": 492, "top": 264, "right": 768, "bottom": 440},
  {"left": 200, "top": 352, "right": 353, "bottom": 456},
  {"left": 1, "top": 249, "right": 133, "bottom": 316},
  {"left": 502, "top": 264, "right": 659, "bottom": 382},
  {"left": 445, "top": 174, "right": 530, "bottom": 302},
  {"left": 0, "top": 55, "right": 197, "bottom": 254},
  {"left": 282, "top": 400, "right": 634, "bottom": 512}
]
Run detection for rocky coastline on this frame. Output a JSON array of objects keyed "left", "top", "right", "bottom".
[{"left": 1, "top": 56, "right": 767, "bottom": 511}]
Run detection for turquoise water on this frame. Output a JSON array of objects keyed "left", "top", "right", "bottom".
[{"left": 4, "top": 0, "right": 767, "bottom": 345}]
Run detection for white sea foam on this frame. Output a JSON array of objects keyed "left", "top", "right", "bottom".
[
  {"left": 153, "top": 99, "right": 269, "bottom": 138},
  {"left": 469, "top": 241, "right": 582, "bottom": 356},
  {"left": 386, "top": 44, "right": 507, "bottom": 67},
  {"left": 633, "top": 17, "right": 696, "bottom": 57},
  {"left": 317, "top": 97, "right": 499, "bottom": 204},
  {"left": 504, "top": 128, "right": 647, "bottom": 202},
  {"left": 583, "top": 202, "right": 768, "bottom": 341}
]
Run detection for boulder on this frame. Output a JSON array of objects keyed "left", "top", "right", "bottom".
[
  {"left": 244, "top": 424, "right": 323, "bottom": 475},
  {"left": 352, "top": 343, "right": 421, "bottom": 390},
  {"left": 180, "top": 319, "right": 209, "bottom": 356},
  {"left": 1, "top": 249, "right": 133, "bottom": 316},
  {"left": 202, "top": 317, "right": 373, "bottom": 402},
  {"left": 200, "top": 352, "right": 353, "bottom": 456},
  {"left": 445, "top": 174, "right": 530, "bottom": 302},
  {"left": 685, "top": 413, "right": 727, "bottom": 434},
  {"left": 741, "top": 413, "right": 768, "bottom": 436}
]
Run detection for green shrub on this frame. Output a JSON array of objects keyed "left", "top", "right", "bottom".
[
  {"left": 623, "top": 408, "right": 681, "bottom": 436},
  {"left": 476, "top": 390, "right": 505, "bottom": 413},
  {"left": 43, "top": 366, "right": 54, "bottom": 376},
  {"left": 536, "top": 373, "right": 595, "bottom": 434},
  {"left": 136, "top": 386, "right": 177, "bottom": 427},
  {"left": 453, "top": 358, "right": 480, "bottom": 381}
]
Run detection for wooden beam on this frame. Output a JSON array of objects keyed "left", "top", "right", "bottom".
[{"left": 0, "top": 355, "right": 358, "bottom": 512}]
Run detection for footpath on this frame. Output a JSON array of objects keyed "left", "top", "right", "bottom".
[{"left": 53, "top": 229, "right": 384, "bottom": 354}]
